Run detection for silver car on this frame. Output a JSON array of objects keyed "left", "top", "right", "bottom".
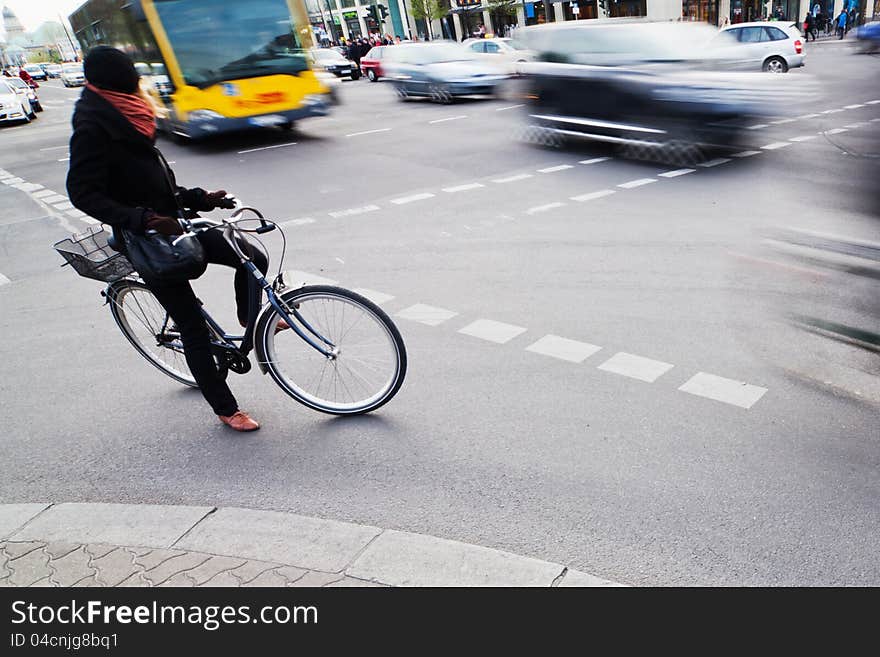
[
  {"left": 712, "top": 22, "right": 805, "bottom": 72},
  {"left": 0, "top": 80, "right": 35, "bottom": 124}
]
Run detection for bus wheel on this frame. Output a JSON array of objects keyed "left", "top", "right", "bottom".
[{"left": 279, "top": 121, "right": 294, "bottom": 131}]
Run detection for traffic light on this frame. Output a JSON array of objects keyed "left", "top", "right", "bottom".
[
  {"left": 364, "top": 5, "right": 379, "bottom": 23},
  {"left": 378, "top": 4, "right": 388, "bottom": 19}
]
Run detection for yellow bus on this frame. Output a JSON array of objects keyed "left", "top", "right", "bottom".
[{"left": 69, "top": 0, "right": 334, "bottom": 140}]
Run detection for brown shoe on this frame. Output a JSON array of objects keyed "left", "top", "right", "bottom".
[
  {"left": 239, "top": 318, "right": 290, "bottom": 334},
  {"left": 219, "top": 410, "right": 260, "bottom": 432}
]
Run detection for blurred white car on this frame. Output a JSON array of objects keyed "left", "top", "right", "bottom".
[
  {"left": 6, "top": 77, "right": 42, "bottom": 113},
  {"left": 711, "top": 22, "right": 805, "bottom": 72},
  {"left": 61, "top": 62, "right": 85, "bottom": 87},
  {"left": 462, "top": 37, "right": 533, "bottom": 75},
  {"left": 0, "top": 80, "right": 35, "bottom": 124}
]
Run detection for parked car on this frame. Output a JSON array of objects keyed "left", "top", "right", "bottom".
[
  {"left": 5, "top": 77, "right": 42, "bottom": 113},
  {"left": 0, "top": 80, "right": 36, "bottom": 124},
  {"left": 516, "top": 20, "right": 814, "bottom": 162},
  {"left": 360, "top": 45, "right": 390, "bottom": 82},
  {"left": 308, "top": 48, "right": 360, "bottom": 80},
  {"left": 45, "top": 64, "right": 63, "bottom": 79},
  {"left": 22, "top": 64, "right": 47, "bottom": 81},
  {"left": 712, "top": 21, "right": 805, "bottom": 72},
  {"left": 61, "top": 62, "right": 85, "bottom": 87},
  {"left": 385, "top": 42, "right": 510, "bottom": 103}
]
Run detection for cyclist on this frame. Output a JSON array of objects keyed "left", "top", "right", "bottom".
[{"left": 66, "top": 46, "right": 268, "bottom": 432}]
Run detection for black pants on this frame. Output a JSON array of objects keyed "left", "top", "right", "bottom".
[{"left": 146, "top": 229, "right": 268, "bottom": 417}]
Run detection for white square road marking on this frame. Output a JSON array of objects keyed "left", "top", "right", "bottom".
[
  {"left": 12, "top": 182, "right": 43, "bottom": 192},
  {"left": 283, "top": 270, "right": 338, "bottom": 287},
  {"left": 442, "top": 183, "right": 484, "bottom": 193},
  {"left": 597, "top": 352, "right": 673, "bottom": 383},
  {"left": 732, "top": 151, "right": 761, "bottom": 158},
  {"left": 66, "top": 209, "right": 87, "bottom": 219},
  {"left": 678, "top": 372, "right": 767, "bottom": 409},
  {"left": 761, "top": 142, "right": 792, "bottom": 150},
  {"left": 618, "top": 178, "right": 656, "bottom": 189},
  {"left": 525, "top": 335, "right": 602, "bottom": 363},
  {"left": 537, "top": 164, "right": 574, "bottom": 173},
  {"left": 458, "top": 319, "right": 526, "bottom": 344},
  {"left": 1, "top": 177, "right": 24, "bottom": 185},
  {"left": 526, "top": 202, "right": 565, "bottom": 214},
  {"left": 570, "top": 189, "right": 615, "bottom": 202},
  {"left": 698, "top": 158, "right": 731, "bottom": 168},
  {"left": 789, "top": 135, "right": 817, "bottom": 142},
  {"left": 492, "top": 173, "right": 533, "bottom": 184},
  {"left": 658, "top": 169, "right": 695, "bottom": 178},
  {"left": 53, "top": 201, "right": 74, "bottom": 211},
  {"left": 352, "top": 288, "right": 395, "bottom": 305},
  {"left": 397, "top": 303, "right": 458, "bottom": 327},
  {"left": 31, "top": 189, "right": 57, "bottom": 199},
  {"left": 579, "top": 157, "right": 611, "bottom": 165},
  {"left": 41, "top": 194, "right": 68, "bottom": 204},
  {"left": 390, "top": 193, "right": 435, "bottom": 205}
]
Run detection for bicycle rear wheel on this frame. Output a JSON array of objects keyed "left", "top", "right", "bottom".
[
  {"left": 106, "top": 280, "right": 198, "bottom": 387},
  {"left": 255, "top": 285, "right": 407, "bottom": 415}
]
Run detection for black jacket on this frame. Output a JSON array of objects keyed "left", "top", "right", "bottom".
[{"left": 66, "top": 87, "right": 209, "bottom": 237}]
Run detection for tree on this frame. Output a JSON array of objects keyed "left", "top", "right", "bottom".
[{"left": 410, "top": 0, "right": 448, "bottom": 40}]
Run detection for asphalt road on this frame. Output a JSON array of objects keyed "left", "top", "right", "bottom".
[{"left": 1, "top": 41, "right": 878, "bottom": 586}]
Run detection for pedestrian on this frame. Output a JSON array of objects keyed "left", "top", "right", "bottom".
[
  {"left": 18, "top": 66, "right": 36, "bottom": 88},
  {"left": 349, "top": 39, "right": 363, "bottom": 74},
  {"left": 66, "top": 46, "right": 278, "bottom": 432},
  {"left": 804, "top": 12, "right": 815, "bottom": 41},
  {"left": 836, "top": 9, "right": 847, "bottom": 38}
]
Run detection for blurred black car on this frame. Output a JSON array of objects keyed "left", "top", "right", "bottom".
[
  {"left": 515, "top": 20, "right": 814, "bottom": 162},
  {"left": 309, "top": 48, "right": 361, "bottom": 80}
]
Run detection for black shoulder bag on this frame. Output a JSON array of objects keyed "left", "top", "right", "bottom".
[{"left": 122, "top": 149, "right": 207, "bottom": 283}]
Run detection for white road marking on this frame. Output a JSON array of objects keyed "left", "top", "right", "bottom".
[
  {"left": 66, "top": 209, "right": 87, "bottom": 218},
  {"left": 658, "top": 168, "right": 696, "bottom": 178},
  {"left": 698, "top": 158, "right": 731, "bottom": 168},
  {"left": 328, "top": 205, "right": 380, "bottom": 218},
  {"left": 525, "top": 335, "right": 602, "bottom": 363},
  {"left": 396, "top": 303, "right": 458, "bottom": 326},
  {"left": 41, "top": 194, "right": 68, "bottom": 203},
  {"left": 538, "top": 164, "right": 574, "bottom": 173},
  {"left": 825, "top": 128, "right": 848, "bottom": 135},
  {"left": 0, "top": 272, "right": 10, "bottom": 287},
  {"left": 770, "top": 118, "right": 796, "bottom": 125},
  {"left": 845, "top": 122, "right": 869, "bottom": 128},
  {"left": 237, "top": 141, "right": 298, "bottom": 154},
  {"left": 39, "top": 144, "right": 69, "bottom": 151},
  {"left": 843, "top": 104, "right": 864, "bottom": 109},
  {"left": 797, "top": 113, "right": 820, "bottom": 119},
  {"left": 346, "top": 128, "right": 391, "bottom": 137},
  {"left": 496, "top": 104, "right": 523, "bottom": 111},
  {"left": 80, "top": 217, "right": 100, "bottom": 225},
  {"left": 352, "top": 288, "right": 395, "bottom": 305},
  {"left": 789, "top": 135, "right": 817, "bottom": 142},
  {"left": 761, "top": 142, "right": 792, "bottom": 150},
  {"left": 1, "top": 177, "right": 24, "bottom": 185},
  {"left": 570, "top": 189, "right": 616, "bottom": 202},
  {"left": 390, "top": 192, "right": 435, "bottom": 205},
  {"left": 821, "top": 108, "right": 843, "bottom": 114},
  {"left": 732, "top": 150, "right": 762, "bottom": 157},
  {"left": 597, "top": 352, "right": 673, "bottom": 383},
  {"left": 747, "top": 124, "right": 769, "bottom": 130},
  {"left": 442, "top": 183, "right": 484, "bottom": 193},
  {"left": 492, "top": 173, "right": 533, "bottom": 184},
  {"left": 678, "top": 372, "right": 767, "bottom": 409},
  {"left": 458, "top": 319, "right": 527, "bottom": 344},
  {"left": 579, "top": 157, "right": 611, "bottom": 165},
  {"left": 31, "top": 189, "right": 57, "bottom": 198},
  {"left": 279, "top": 218, "right": 316, "bottom": 227},
  {"left": 526, "top": 201, "right": 565, "bottom": 214},
  {"left": 871, "top": 118, "right": 880, "bottom": 122},
  {"left": 53, "top": 201, "right": 74, "bottom": 210},
  {"left": 866, "top": 100, "right": 880, "bottom": 105},
  {"left": 618, "top": 178, "right": 656, "bottom": 189},
  {"left": 12, "top": 182, "right": 43, "bottom": 192},
  {"left": 428, "top": 115, "right": 467, "bottom": 124},
  {"left": 283, "top": 270, "right": 337, "bottom": 286},
  {"left": 57, "top": 157, "right": 70, "bottom": 162}
]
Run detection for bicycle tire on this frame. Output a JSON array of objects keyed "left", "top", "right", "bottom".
[
  {"left": 255, "top": 285, "right": 407, "bottom": 415},
  {"left": 106, "top": 279, "right": 198, "bottom": 388}
]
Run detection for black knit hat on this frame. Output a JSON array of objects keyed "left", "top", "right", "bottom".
[{"left": 84, "top": 46, "right": 139, "bottom": 94}]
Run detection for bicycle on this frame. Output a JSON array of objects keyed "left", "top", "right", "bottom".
[{"left": 53, "top": 207, "right": 407, "bottom": 415}]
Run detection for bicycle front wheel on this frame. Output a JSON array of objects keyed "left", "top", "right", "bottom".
[
  {"left": 255, "top": 285, "right": 407, "bottom": 415},
  {"left": 106, "top": 279, "right": 198, "bottom": 388}
]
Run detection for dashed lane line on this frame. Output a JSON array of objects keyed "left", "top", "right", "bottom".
[
  {"left": 843, "top": 104, "right": 864, "bottom": 109},
  {"left": 458, "top": 319, "right": 527, "bottom": 344},
  {"left": 442, "top": 183, "right": 484, "bottom": 193},
  {"left": 698, "top": 158, "right": 731, "bottom": 168},
  {"left": 492, "top": 173, "right": 533, "bottom": 184},
  {"left": 428, "top": 115, "right": 467, "bottom": 124},
  {"left": 747, "top": 124, "right": 769, "bottom": 130},
  {"left": 658, "top": 168, "right": 696, "bottom": 178},
  {"left": 821, "top": 108, "right": 844, "bottom": 114},
  {"left": 867, "top": 100, "right": 880, "bottom": 105},
  {"left": 538, "top": 164, "right": 574, "bottom": 173},
  {"left": 732, "top": 150, "right": 762, "bottom": 157},
  {"left": 570, "top": 189, "right": 615, "bottom": 202},
  {"left": 825, "top": 128, "right": 848, "bottom": 135},
  {"left": 279, "top": 218, "right": 316, "bottom": 227},
  {"left": 495, "top": 104, "right": 524, "bottom": 111},
  {"left": 597, "top": 352, "right": 674, "bottom": 383},
  {"left": 579, "top": 157, "right": 611, "bottom": 165},
  {"left": 236, "top": 142, "right": 297, "bottom": 154},
  {"left": 328, "top": 205, "right": 380, "bottom": 218},
  {"left": 0, "top": 272, "right": 10, "bottom": 287},
  {"left": 770, "top": 118, "right": 796, "bottom": 125},
  {"left": 618, "top": 178, "right": 656, "bottom": 189},
  {"left": 525, "top": 335, "right": 602, "bottom": 363},
  {"left": 390, "top": 192, "right": 435, "bottom": 205},
  {"left": 679, "top": 372, "right": 768, "bottom": 409},
  {"left": 797, "top": 113, "right": 820, "bottom": 119},
  {"left": 38, "top": 145, "right": 69, "bottom": 151},
  {"left": 761, "top": 142, "right": 792, "bottom": 150},
  {"left": 346, "top": 128, "right": 392, "bottom": 137},
  {"left": 526, "top": 201, "right": 565, "bottom": 214},
  {"left": 789, "top": 135, "right": 817, "bottom": 142},
  {"left": 396, "top": 303, "right": 458, "bottom": 327}
]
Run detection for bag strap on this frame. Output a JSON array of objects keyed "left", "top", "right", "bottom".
[{"left": 153, "top": 147, "right": 185, "bottom": 220}]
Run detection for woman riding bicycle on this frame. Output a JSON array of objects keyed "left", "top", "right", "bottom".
[{"left": 66, "top": 46, "right": 268, "bottom": 432}]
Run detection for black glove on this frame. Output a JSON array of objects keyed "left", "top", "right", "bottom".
[
  {"left": 144, "top": 212, "right": 183, "bottom": 236},
  {"left": 204, "top": 189, "right": 236, "bottom": 209}
]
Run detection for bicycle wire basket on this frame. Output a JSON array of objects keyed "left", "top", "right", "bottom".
[{"left": 53, "top": 225, "right": 135, "bottom": 282}]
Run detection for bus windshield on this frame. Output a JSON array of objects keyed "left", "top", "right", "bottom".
[{"left": 153, "top": 0, "right": 308, "bottom": 88}]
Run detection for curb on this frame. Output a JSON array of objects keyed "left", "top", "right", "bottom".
[{"left": 0, "top": 503, "right": 625, "bottom": 587}]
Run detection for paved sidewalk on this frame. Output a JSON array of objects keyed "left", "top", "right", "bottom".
[{"left": 0, "top": 504, "right": 624, "bottom": 587}]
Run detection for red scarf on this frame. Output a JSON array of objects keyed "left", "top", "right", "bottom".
[{"left": 87, "top": 83, "right": 156, "bottom": 140}]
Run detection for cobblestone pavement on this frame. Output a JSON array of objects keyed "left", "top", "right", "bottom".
[{"left": 0, "top": 541, "right": 385, "bottom": 588}]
